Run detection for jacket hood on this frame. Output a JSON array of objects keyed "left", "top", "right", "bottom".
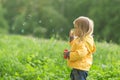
[{"left": 85, "top": 36, "right": 96, "bottom": 53}]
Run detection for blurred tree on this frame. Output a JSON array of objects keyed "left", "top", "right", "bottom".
[
  {"left": 0, "top": 3, "right": 8, "bottom": 33},
  {"left": 1, "top": 0, "right": 120, "bottom": 43},
  {"left": 88, "top": 0, "right": 120, "bottom": 43},
  {"left": 2, "top": 0, "right": 26, "bottom": 33},
  {"left": 40, "top": 6, "right": 70, "bottom": 39},
  {"left": 7, "top": 0, "right": 70, "bottom": 39}
]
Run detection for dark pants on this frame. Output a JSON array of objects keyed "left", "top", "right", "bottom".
[{"left": 70, "top": 69, "right": 88, "bottom": 80}]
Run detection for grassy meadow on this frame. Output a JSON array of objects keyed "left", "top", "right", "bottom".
[{"left": 0, "top": 35, "right": 120, "bottom": 80}]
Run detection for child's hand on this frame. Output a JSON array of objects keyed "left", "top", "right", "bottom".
[
  {"left": 69, "top": 29, "right": 74, "bottom": 37},
  {"left": 69, "top": 29, "right": 74, "bottom": 42},
  {"left": 63, "top": 49, "right": 70, "bottom": 59}
]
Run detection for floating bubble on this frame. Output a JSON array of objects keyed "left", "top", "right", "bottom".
[
  {"left": 49, "top": 19, "right": 53, "bottom": 23},
  {"left": 101, "top": 64, "right": 106, "bottom": 69},
  {"left": 60, "top": 28, "right": 63, "bottom": 32},
  {"left": 27, "top": 14, "right": 32, "bottom": 19},
  {"left": 23, "top": 22, "right": 26, "bottom": 26},
  {"left": 11, "top": 27, "right": 15, "bottom": 30},
  {"left": 21, "top": 29, "right": 24, "bottom": 33},
  {"left": 52, "top": 29, "right": 55, "bottom": 32},
  {"left": 38, "top": 20, "right": 42, "bottom": 23},
  {"left": 28, "top": 14, "right": 32, "bottom": 18}
]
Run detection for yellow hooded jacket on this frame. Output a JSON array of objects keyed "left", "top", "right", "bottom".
[{"left": 68, "top": 35, "right": 96, "bottom": 71}]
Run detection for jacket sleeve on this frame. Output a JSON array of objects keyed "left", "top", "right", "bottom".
[{"left": 69, "top": 43, "right": 88, "bottom": 61}]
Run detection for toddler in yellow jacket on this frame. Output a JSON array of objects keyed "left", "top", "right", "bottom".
[{"left": 64, "top": 16, "right": 96, "bottom": 80}]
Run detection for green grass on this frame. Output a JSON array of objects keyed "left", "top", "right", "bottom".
[{"left": 0, "top": 35, "right": 120, "bottom": 80}]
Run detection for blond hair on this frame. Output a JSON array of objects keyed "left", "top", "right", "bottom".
[{"left": 73, "top": 16, "right": 94, "bottom": 40}]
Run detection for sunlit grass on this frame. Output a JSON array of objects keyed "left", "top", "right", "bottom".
[{"left": 0, "top": 35, "right": 120, "bottom": 80}]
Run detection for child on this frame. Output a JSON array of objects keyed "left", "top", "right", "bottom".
[{"left": 64, "top": 16, "right": 96, "bottom": 80}]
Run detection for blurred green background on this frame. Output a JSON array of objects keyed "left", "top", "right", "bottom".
[{"left": 0, "top": 0, "right": 120, "bottom": 43}]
